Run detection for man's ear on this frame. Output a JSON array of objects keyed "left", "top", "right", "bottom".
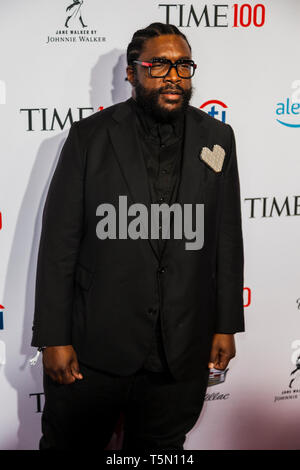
[{"left": 126, "top": 66, "right": 137, "bottom": 87}]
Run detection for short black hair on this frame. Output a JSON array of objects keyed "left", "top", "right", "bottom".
[{"left": 127, "top": 22, "right": 192, "bottom": 67}]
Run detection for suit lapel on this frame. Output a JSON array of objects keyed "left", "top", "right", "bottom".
[
  {"left": 161, "top": 106, "right": 209, "bottom": 256},
  {"left": 177, "top": 106, "right": 209, "bottom": 205},
  {"left": 109, "top": 100, "right": 209, "bottom": 260},
  {"left": 109, "top": 99, "right": 160, "bottom": 261}
]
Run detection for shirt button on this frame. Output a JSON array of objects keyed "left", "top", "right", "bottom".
[
  {"left": 160, "top": 144, "right": 166, "bottom": 148},
  {"left": 158, "top": 196, "right": 165, "bottom": 203},
  {"left": 158, "top": 266, "right": 167, "bottom": 274},
  {"left": 161, "top": 169, "right": 169, "bottom": 174}
]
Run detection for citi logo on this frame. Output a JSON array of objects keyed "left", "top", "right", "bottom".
[{"left": 200, "top": 100, "right": 228, "bottom": 123}]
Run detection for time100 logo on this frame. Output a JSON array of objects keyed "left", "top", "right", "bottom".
[
  {"left": 233, "top": 3, "right": 265, "bottom": 28},
  {"left": 160, "top": 3, "right": 266, "bottom": 28}
]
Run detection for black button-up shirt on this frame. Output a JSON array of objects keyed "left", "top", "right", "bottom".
[{"left": 128, "top": 97, "right": 185, "bottom": 372}]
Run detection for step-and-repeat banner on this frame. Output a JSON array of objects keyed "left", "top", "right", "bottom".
[{"left": 0, "top": 0, "right": 299, "bottom": 450}]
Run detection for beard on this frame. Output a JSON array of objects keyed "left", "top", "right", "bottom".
[{"left": 134, "top": 80, "right": 193, "bottom": 123}]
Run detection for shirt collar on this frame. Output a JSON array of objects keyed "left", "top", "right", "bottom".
[{"left": 128, "top": 97, "right": 185, "bottom": 142}]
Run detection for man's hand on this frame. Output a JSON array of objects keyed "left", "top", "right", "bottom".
[
  {"left": 208, "top": 334, "right": 236, "bottom": 370},
  {"left": 42, "top": 345, "right": 83, "bottom": 384}
]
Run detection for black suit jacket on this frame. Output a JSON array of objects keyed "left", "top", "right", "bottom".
[{"left": 31, "top": 98, "right": 245, "bottom": 381}]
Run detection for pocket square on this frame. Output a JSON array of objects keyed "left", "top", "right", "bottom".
[{"left": 200, "top": 144, "right": 225, "bottom": 173}]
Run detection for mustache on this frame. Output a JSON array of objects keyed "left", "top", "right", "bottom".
[{"left": 159, "top": 85, "right": 185, "bottom": 94}]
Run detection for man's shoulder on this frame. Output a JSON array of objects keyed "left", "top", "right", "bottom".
[
  {"left": 73, "top": 99, "right": 132, "bottom": 140},
  {"left": 187, "top": 104, "right": 231, "bottom": 132}
]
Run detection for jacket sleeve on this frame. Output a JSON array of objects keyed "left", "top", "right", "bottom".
[
  {"left": 31, "top": 122, "right": 84, "bottom": 347},
  {"left": 214, "top": 124, "right": 245, "bottom": 334}
]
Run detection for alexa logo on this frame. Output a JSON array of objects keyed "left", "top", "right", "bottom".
[
  {"left": 276, "top": 82, "right": 300, "bottom": 128},
  {"left": 200, "top": 100, "right": 228, "bottom": 123},
  {"left": 276, "top": 98, "right": 300, "bottom": 128}
]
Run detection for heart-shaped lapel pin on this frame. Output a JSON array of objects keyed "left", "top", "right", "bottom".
[{"left": 200, "top": 144, "right": 225, "bottom": 173}]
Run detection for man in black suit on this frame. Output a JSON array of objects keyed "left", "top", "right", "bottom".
[{"left": 31, "top": 22, "right": 244, "bottom": 450}]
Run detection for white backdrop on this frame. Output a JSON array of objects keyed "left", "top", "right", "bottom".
[{"left": 1, "top": 0, "right": 300, "bottom": 450}]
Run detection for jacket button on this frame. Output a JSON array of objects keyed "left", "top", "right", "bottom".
[{"left": 158, "top": 266, "right": 166, "bottom": 274}]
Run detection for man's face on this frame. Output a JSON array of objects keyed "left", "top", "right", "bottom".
[{"left": 127, "top": 34, "right": 193, "bottom": 122}]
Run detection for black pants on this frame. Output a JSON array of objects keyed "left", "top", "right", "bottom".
[{"left": 40, "top": 362, "right": 209, "bottom": 451}]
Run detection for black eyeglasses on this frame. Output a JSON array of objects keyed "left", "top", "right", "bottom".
[{"left": 133, "top": 58, "right": 197, "bottom": 79}]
